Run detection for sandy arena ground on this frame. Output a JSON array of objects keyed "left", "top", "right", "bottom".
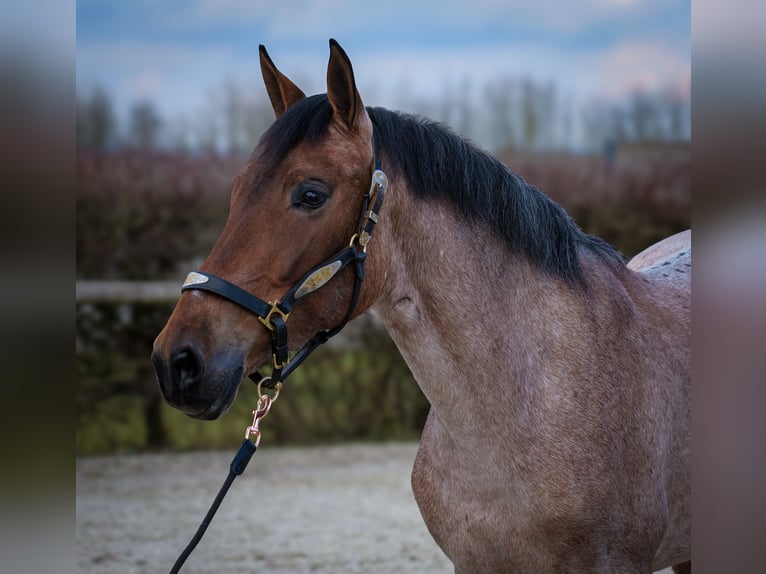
[
  {"left": 76, "top": 443, "right": 675, "bottom": 573},
  {"left": 76, "top": 443, "right": 452, "bottom": 573}
]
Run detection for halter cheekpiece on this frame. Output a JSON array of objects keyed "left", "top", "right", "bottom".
[{"left": 181, "top": 125, "right": 386, "bottom": 389}]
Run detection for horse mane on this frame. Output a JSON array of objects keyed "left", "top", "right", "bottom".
[{"left": 258, "top": 94, "right": 625, "bottom": 286}]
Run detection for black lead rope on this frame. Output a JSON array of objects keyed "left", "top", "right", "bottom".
[
  {"left": 169, "top": 440, "right": 256, "bottom": 574},
  {"left": 170, "top": 388, "right": 276, "bottom": 573}
]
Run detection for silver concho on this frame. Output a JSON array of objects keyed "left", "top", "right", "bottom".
[
  {"left": 294, "top": 261, "right": 342, "bottom": 299},
  {"left": 183, "top": 271, "right": 210, "bottom": 287}
]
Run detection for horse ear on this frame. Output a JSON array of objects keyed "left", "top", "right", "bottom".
[
  {"left": 259, "top": 45, "right": 306, "bottom": 118},
  {"left": 326, "top": 39, "right": 364, "bottom": 131}
]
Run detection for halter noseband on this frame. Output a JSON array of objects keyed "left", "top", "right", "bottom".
[{"left": 180, "top": 126, "right": 387, "bottom": 389}]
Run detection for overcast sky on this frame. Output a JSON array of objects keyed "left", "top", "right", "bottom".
[{"left": 77, "top": 0, "right": 690, "bottom": 144}]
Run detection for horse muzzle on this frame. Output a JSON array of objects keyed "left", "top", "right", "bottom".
[{"left": 151, "top": 339, "right": 244, "bottom": 420}]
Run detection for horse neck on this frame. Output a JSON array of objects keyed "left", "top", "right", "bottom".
[{"left": 370, "top": 181, "right": 633, "bottom": 441}]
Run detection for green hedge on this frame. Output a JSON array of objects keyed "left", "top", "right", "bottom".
[
  {"left": 76, "top": 302, "right": 425, "bottom": 454},
  {"left": 76, "top": 148, "right": 689, "bottom": 454}
]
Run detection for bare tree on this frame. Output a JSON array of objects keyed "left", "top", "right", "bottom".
[
  {"left": 223, "top": 80, "right": 246, "bottom": 153},
  {"left": 520, "top": 79, "right": 557, "bottom": 150},
  {"left": 240, "top": 99, "right": 275, "bottom": 153},
  {"left": 220, "top": 80, "right": 278, "bottom": 154},
  {"left": 77, "top": 86, "right": 117, "bottom": 151},
  {"left": 484, "top": 77, "right": 518, "bottom": 152},
  {"left": 663, "top": 86, "right": 690, "bottom": 141},
  {"left": 627, "top": 89, "right": 661, "bottom": 140},
  {"left": 557, "top": 91, "right": 575, "bottom": 151},
  {"left": 455, "top": 77, "right": 475, "bottom": 142},
  {"left": 129, "top": 100, "right": 162, "bottom": 150}
]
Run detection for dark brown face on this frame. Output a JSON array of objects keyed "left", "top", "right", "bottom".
[{"left": 152, "top": 41, "right": 378, "bottom": 419}]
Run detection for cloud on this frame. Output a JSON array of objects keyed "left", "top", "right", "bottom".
[
  {"left": 75, "top": 0, "right": 689, "bottom": 134},
  {"left": 587, "top": 40, "right": 690, "bottom": 98},
  {"left": 128, "top": 72, "right": 164, "bottom": 99},
  {"left": 340, "top": 38, "right": 689, "bottom": 109},
  {"left": 123, "top": 0, "right": 684, "bottom": 50},
  {"left": 76, "top": 40, "right": 251, "bottom": 121}
]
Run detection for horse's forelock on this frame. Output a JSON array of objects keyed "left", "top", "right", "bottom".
[{"left": 254, "top": 94, "right": 334, "bottom": 169}]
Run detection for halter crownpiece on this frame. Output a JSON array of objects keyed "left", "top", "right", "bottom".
[{"left": 181, "top": 124, "right": 386, "bottom": 388}]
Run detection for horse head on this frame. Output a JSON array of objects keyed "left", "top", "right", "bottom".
[{"left": 152, "top": 40, "right": 386, "bottom": 419}]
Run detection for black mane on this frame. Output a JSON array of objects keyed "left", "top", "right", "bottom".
[{"left": 258, "top": 94, "right": 624, "bottom": 286}]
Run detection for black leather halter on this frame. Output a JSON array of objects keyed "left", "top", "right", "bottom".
[{"left": 180, "top": 126, "right": 387, "bottom": 389}]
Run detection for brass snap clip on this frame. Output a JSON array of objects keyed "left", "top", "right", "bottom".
[{"left": 244, "top": 380, "right": 282, "bottom": 447}]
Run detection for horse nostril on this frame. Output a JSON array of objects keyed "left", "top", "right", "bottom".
[{"left": 170, "top": 345, "right": 205, "bottom": 392}]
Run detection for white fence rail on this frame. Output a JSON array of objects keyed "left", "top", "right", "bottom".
[
  {"left": 75, "top": 280, "right": 383, "bottom": 347},
  {"left": 76, "top": 280, "right": 181, "bottom": 303}
]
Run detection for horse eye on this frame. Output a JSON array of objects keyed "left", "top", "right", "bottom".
[{"left": 291, "top": 182, "right": 329, "bottom": 210}]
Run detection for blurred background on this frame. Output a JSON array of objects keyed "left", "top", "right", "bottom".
[{"left": 75, "top": 0, "right": 690, "bottom": 455}]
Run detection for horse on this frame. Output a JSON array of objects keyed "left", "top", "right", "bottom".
[{"left": 152, "top": 40, "right": 691, "bottom": 573}]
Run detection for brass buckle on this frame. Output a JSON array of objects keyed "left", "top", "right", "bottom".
[
  {"left": 349, "top": 231, "right": 372, "bottom": 253},
  {"left": 257, "top": 301, "right": 290, "bottom": 332},
  {"left": 272, "top": 353, "right": 289, "bottom": 370}
]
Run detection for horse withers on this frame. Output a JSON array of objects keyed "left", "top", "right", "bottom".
[{"left": 152, "top": 40, "right": 690, "bottom": 573}]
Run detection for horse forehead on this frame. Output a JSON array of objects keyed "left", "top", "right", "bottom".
[
  {"left": 244, "top": 132, "right": 367, "bottom": 184},
  {"left": 290, "top": 128, "right": 371, "bottom": 172}
]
